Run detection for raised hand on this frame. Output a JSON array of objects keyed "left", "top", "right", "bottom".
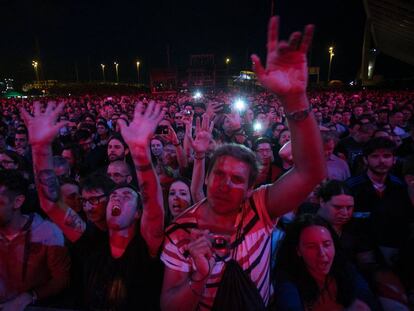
[
  {"left": 251, "top": 16, "right": 314, "bottom": 97},
  {"left": 118, "top": 101, "right": 165, "bottom": 148},
  {"left": 205, "top": 101, "right": 222, "bottom": 119},
  {"left": 225, "top": 110, "right": 241, "bottom": 131},
  {"left": 164, "top": 126, "right": 180, "bottom": 146},
  {"left": 20, "top": 101, "right": 67, "bottom": 147},
  {"left": 189, "top": 114, "right": 214, "bottom": 154}
]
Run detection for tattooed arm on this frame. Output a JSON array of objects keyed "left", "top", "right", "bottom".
[
  {"left": 21, "top": 102, "right": 86, "bottom": 242},
  {"left": 119, "top": 101, "right": 165, "bottom": 257}
]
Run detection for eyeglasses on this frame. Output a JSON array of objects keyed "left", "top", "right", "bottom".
[
  {"left": 0, "top": 160, "right": 15, "bottom": 166},
  {"left": 107, "top": 172, "right": 130, "bottom": 179},
  {"left": 81, "top": 194, "right": 106, "bottom": 205}
]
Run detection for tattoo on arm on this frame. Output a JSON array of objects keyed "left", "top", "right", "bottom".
[
  {"left": 37, "top": 169, "right": 60, "bottom": 203},
  {"left": 63, "top": 209, "right": 86, "bottom": 234}
]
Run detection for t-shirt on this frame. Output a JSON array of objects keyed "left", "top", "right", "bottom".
[
  {"left": 161, "top": 185, "right": 277, "bottom": 310},
  {"left": 73, "top": 223, "right": 163, "bottom": 310}
]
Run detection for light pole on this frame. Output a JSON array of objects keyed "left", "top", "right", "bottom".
[
  {"left": 327, "top": 46, "right": 335, "bottom": 82},
  {"left": 114, "top": 62, "right": 119, "bottom": 83},
  {"left": 225, "top": 57, "right": 231, "bottom": 84},
  {"left": 136, "top": 61, "right": 140, "bottom": 83},
  {"left": 32, "top": 60, "right": 40, "bottom": 82},
  {"left": 100, "top": 64, "right": 106, "bottom": 82}
]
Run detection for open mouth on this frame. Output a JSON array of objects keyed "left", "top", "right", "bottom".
[{"left": 111, "top": 205, "right": 121, "bottom": 216}]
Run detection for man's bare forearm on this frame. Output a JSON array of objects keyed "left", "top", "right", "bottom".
[
  {"left": 283, "top": 93, "right": 326, "bottom": 182},
  {"left": 131, "top": 145, "right": 164, "bottom": 254},
  {"left": 32, "top": 145, "right": 85, "bottom": 241}
]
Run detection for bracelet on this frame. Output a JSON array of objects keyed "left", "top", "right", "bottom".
[
  {"left": 285, "top": 106, "right": 313, "bottom": 121},
  {"left": 188, "top": 279, "right": 203, "bottom": 297},
  {"left": 194, "top": 153, "right": 206, "bottom": 160}
]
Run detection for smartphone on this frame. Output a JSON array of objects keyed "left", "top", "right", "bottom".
[{"left": 155, "top": 125, "right": 169, "bottom": 135}]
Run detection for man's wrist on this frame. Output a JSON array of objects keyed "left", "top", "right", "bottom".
[
  {"left": 194, "top": 152, "right": 206, "bottom": 160},
  {"left": 279, "top": 93, "right": 308, "bottom": 112}
]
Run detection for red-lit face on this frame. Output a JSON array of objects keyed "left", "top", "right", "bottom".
[
  {"left": 297, "top": 226, "right": 335, "bottom": 279},
  {"left": 319, "top": 194, "right": 354, "bottom": 229},
  {"left": 107, "top": 139, "right": 127, "bottom": 162},
  {"left": 168, "top": 181, "right": 191, "bottom": 218},
  {"left": 81, "top": 189, "right": 107, "bottom": 224},
  {"left": 106, "top": 187, "right": 139, "bottom": 230},
  {"left": 206, "top": 156, "right": 253, "bottom": 215}
]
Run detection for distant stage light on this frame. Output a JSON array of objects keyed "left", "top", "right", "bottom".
[
  {"left": 253, "top": 121, "right": 262, "bottom": 131},
  {"left": 234, "top": 99, "right": 246, "bottom": 112},
  {"left": 193, "top": 91, "right": 202, "bottom": 99}
]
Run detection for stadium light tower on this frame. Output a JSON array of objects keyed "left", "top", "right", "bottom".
[{"left": 327, "top": 46, "right": 335, "bottom": 82}]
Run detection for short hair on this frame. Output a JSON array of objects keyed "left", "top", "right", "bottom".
[
  {"left": 316, "top": 180, "right": 352, "bottom": 202},
  {"left": 107, "top": 160, "right": 132, "bottom": 175},
  {"left": 363, "top": 137, "right": 396, "bottom": 157},
  {"left": 321, "top": 131, "right": 338, "bottom": 144},
  {"left": 109, "top": 183, "right": 142, "bottom": 211},
  {"left": 0, "top": 170, "right": 28, "bottom": 198},
  {"left": 74, "top": 129, "right": 92, "bottom": 141},
  {"left": 207, "top": 143, "right": 259, "bottom": 187},
  {"left": 108, "top": 133, "right": 128, "bottom": 150},
  {"left": 80, "top": 172, "right": 115, "bottom": 195},
  {"left": 0, "top": 150, "right": 24, "bottom": 168},
  {"left": 252, "top": 137, "right": 272, "bottom": 151},
  {"left": 53, "top": 156, "right": 70, "bottom": 170}
]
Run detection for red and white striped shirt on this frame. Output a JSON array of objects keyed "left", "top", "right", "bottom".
[{"left": 161, "top": 185, "right": 277, "bottom": 310}]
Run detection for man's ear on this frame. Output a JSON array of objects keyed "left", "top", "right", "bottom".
[
  {"left": 363, "top": 156, "right": 368, "bottom": 166},
  {"left": 127, "top": 175, "right": 133, "bottom": 184},
  {"left": 125, "top": 148, "right": 130, "bottom": 156},
  {"left": 296, "top": 247, "right": 302, "bottom": 257},
  {"left": 13, "top": 194, "right": 26, "bottom": 210}
]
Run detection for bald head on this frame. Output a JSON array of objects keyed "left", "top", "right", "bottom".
[{"left": 107, "top": 160, "right": 133, "bottom": 185}]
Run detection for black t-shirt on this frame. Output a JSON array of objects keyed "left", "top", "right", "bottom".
[{"left": 74, "top": 223, "right": 163, "bottom": 310}]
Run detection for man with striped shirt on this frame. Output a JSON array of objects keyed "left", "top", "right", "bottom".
[{"left": 160, "top": 16, "right": 326, "bottom": 310}]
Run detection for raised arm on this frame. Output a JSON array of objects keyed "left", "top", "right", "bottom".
[
  {"left": 118, "top": 101, "right": 165, "bottom": 257},
  {"left": 166, "top": 125, "right": 188, "bottom": 172},
  {"left": 252, "top": 16, "right": 326, "bottom": 218},
  {"left": 189, "top": 114, "right": 214, "bottom": 203},
  {"left": 20, "top": 101, "right": 86, "bottom": 242}
]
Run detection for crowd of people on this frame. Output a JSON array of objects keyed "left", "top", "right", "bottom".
[{"left": 1, "top": 16, "right": 414, "bottom": 311}]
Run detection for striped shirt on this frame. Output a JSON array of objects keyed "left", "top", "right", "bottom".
[{"left": 161, "top": 185, "right": 277, "bottom": 310}]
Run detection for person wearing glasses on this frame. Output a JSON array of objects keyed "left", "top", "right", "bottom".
[{"left": 21, "top": 101, "right": 165, "bottom": 309}]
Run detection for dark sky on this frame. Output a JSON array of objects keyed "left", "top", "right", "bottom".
[{"left": 1, "top": 0, "right": 412, "bottom": 84}]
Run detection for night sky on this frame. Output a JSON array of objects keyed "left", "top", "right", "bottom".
[{"left": 1, "top": 0, "right": 413, "bottom": 85}]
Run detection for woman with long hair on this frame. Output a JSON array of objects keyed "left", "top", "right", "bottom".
[{"left": 273, "top": 214, "right": 380, "bottom": 311}]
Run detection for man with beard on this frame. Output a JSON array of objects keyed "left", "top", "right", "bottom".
[
  {"left": 346, "top": 137, "right": 414, "bottom": 308},
  {"left": 21, "top": 100, "right": 165, "bottom": 310},
  {"left": 107, "top": 134, "right": 129, "bottom": 163}
]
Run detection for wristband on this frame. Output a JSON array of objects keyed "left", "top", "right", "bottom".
[
  {"left": 285, "top": 106, "right": 313, "bottom": 121},
  {"left": 194, "top": 153, "right": 206, "bottom": 160}
]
